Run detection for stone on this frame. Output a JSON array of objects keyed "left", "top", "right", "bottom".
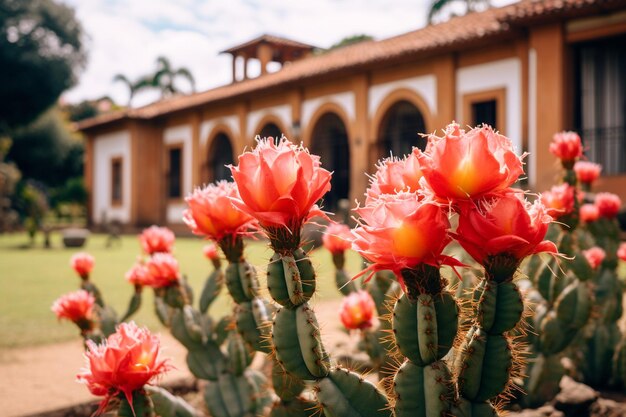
[{"left": 554, "top": 376, "right": 599, "bottom": 416}]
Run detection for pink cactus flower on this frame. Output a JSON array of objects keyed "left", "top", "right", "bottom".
[
  {"left": 322, "top": 222, "right": 353, "bottom": 255},
  {"left": 125, "top": 263, "right": 151, "bottom": 287},
  {"left": 416, "top": 123, "right": 524, "bottom": 202},
  {"left": 352, "top": 192, "right": 458, "bottom": 280},
  {"left": 340, "top": 290, "right": 376, "bottom": 330},
  {"left": 455, "top": 192, "right": 557, "bottom": 266},
  {"left": 540, "top": 184, "right": 575, "bottom": 220},
  {"left": 77, "top": 322, "right": 170, "bottom": 414},
  {"left": 203, "top": 243, "right": 220, "bottom": 261},
  {"left": 595, "top": 192, "right": 622, "bottom": 219},
  {"left": 139, "top": 226, "right": 175, "bottom": 255},
  {"left": 579, "top": 204, "right": 600, "bottom": 223},
  {"left": 574, "top": 161, "right": 602, "bottom": 185},
  {"left": 550, "top": 131, "right": 583, "bottom": 164},
  {"left": 617, "top": 242, "right": 626, "bottom": 262},
  {"left": 144, "top": 253, "right": 181, "bottom": 288},
  {"left": 70, "top": 252, "right": 95, "bottom": 279},
  {"left": 183, "top": 181, "right": 257, "bottom": 242},
  {"left": 583, "top": 247, "right": 606, "bottom": 270},
  {"left": 51, "top": 290, "right": 95, "bottom": 326},
  {"left": 229, "top": 137, "right": 332, "bottom": 249},
  {"left": 366, "top": 151, "right": 423, "bottom": 203}
]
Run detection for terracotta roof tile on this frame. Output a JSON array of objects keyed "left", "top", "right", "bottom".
[
  {"left": 221, "top": 34, "right": 317, "bottom": 54},
  {"left": 78, "top": 0, "right": 626, "bottom": 131}
]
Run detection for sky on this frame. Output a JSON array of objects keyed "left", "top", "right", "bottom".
[{"left": 61, "top": 0, "right": 517, "bottom": 107}]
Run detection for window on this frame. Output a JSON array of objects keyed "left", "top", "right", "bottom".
[
  {"left": 111, "top": 157, "right": 123, "bottom": 205},
  {"left": 573, "top": 34, "right": 626, "bottom": 174},
  {"left": 472, "top": 100, "right": 497, "bottom": 128},
  {"left": 463, "top": 88, "right": 506, "bottom": 132},
  {"left": 167, "top": 147, "right": 182, "bottom": 199}
]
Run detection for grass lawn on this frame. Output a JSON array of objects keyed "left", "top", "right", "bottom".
[{"left": 0, "top": 231, "right": 363, "bottom": 349}]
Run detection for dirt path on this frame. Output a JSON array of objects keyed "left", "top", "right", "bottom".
[{"left": 0, "top": 299, "right": 346, "bottom": 417}]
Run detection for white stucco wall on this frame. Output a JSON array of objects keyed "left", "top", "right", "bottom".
[
  {"left": 368, "top": 75, "right": 438, "bottom": 118},
  {"left": 199, "top": 116, "right": 240, "bottom": 147},
  {"left": 528, "top": 49, "right": 538, "bottom": 186},
  {"left": 301, "top": 92, "right": 356, "bottom": 128},
  {"left": 164, "top": 124, "right": 192, "bottom": 224},
  {"left": 456, "top": 58, "right": 523, "bottom": 154},
  {"left": 93, "top": 130, "right": 131, "bottom": 224},
  {"left": 246, "top": 104, "right": 292, "bottom": 138}
]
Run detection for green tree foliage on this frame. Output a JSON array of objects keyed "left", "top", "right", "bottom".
[
  {"left": 7, "top": 106, "right": 83, "bottom": 188},
  {"left": 0, "top": 137, "right": 21, "bottom": 232},
  {"left": 427, "top": 0, "right": 491, "bottom": 24},
  {"left": 328, "top": 34, "right": 373, "bottom": 51},
  {"left": 114, "top": 56, "right": 195, "bottom": 105},
  {"left": 0, "top": 0, "right": 87, "bottom": 133}
]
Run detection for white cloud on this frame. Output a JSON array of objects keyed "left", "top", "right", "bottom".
[{"left": 61, "top": 0, "right": 518, "bottom": 106}]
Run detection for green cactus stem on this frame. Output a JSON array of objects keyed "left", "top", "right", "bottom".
[
  {"left": 267, "top": 247, "right": 391, "bottom": 417},
  {"left": 117, "top": 391, "right": 155, "bottom": 417},
  {"left": 391, "top": 264, "right": 458, "bottom": 417},
  {"left": 455, "top": 254, "right": 526, "bottom": 415},
  {"left": 220, "top": 235, "right": 272, "bottom": 354}
]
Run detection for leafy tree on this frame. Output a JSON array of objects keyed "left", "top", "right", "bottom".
[
  {"left": 113, "top": 56, "right": 195, "bottom": 105},
  {"left": 0, "top": 137, "right": 21, "bottom": 232},
  {"left": 63, "top": 97, "right": 118, "bottom": 122},
  {"left": 0, "top": 0, "right": 86, "bottom": 133},
  {"left": 7, "top": 106, "right": 83, "bottom": 188},
  {"left": 427, "top": 0, "right": 491, "bottom": 24},
  {"left": 328, "top": 34, "right": 373, "bottom": 51}
]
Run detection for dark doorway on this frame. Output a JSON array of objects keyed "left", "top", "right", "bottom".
[
  {"left": 310, "top": 113, "right": 350, "bottom": 212},
  {"left": 377, "top": 100, "right": 426, "bottom": 160},
  {"left": 208, "top": 133, "right": 234, "bottom": 182}
]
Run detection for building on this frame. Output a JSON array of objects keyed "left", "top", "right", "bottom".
[{"left": 78, "top": 0, "right": 626, "bottom": 230}]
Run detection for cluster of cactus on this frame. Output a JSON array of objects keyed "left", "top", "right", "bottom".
[
  {"left": 55, "top": 127, "right": 626, "bottom": 417},
  {"left": 134, "top": 235, "right": 272, "bottom": 417},
  {"left": 521, "top": 131, "right": 626, "bottom": 404}
]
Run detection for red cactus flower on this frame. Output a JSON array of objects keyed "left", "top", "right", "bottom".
[
  {"left": 322, "top": 222, "right": 353, "bottom": 255},
  {"left": 229, "top": 137, "right": 332, "bottom": 237},
  {"left": 70, "top": 252, "right": 95, "bottom": 279},
  {"left": 144, "top": 253, "right": 181, "bottom": 288},
  {"left": 455, "top": 192, "right": 557, "bottom": 266},
  {"left": 583, "top": 247, "right": 606, "bottom": 270},
  {"left": 139, "top": 226, "right": 175, "bottom": 255},
  {"left": 77, "top": 322, "right": 170, "bottom": 414},
  {"left": 540, "top": 184, "right": 575, "bottom": 220},
  {"left": 352, "top": 192, "right": 457, "bottom": 277},
  {"left": 416, "top": 123, "right": 524, "bottom": 202},
  {"left": 183, "top": 181, "right": 257, "bottom": 242},
  {"left": 579, "top": 204, "right": 599, "bottom": 223},
  {"left": 51, "top": 290, "right": 95, "bottom": 325},
  {"left": 595, "top": 192, "right": 622, "bottom": 219},
  {"left": 617, "top": 242, "right": 626, "bottom": 262},
  {"left": 550, "top": 131, "right": 583, "bottom": 164},
  {"left": 203, "top": 243, "right": 220, "bottom": 261},
  {"left": 340, "top": 290, "right": 376, "bottom": 330},
  {"left": 366, "top": 151, "right": 423, "bottom": 203},
  {"left": 574, "top": 161, "right": 601, "bottom": 185},
  {"left": 125, "top": 263, "right": 151, "bottom": 287}
]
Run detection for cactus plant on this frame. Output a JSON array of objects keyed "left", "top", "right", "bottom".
[{"left": 230, "top": 137, "right": 391, "bottom": 417}]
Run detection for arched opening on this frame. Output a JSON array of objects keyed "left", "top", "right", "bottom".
[
  {"left": 377, "top": 100, "right": 427, "bottom": 159},
  {"left": 310, "top": 112, "right": 350, "bottom": 213},
  {"left": 207, "top": 132, "right": 234, "bottom": 182},
  {"left": 258, "top": 122, "right": 283, "bottom": 142}
]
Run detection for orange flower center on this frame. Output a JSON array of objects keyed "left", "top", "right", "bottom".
[
  {"left": 450, "top": 157, "right": 480, "bottom": 197},
  {"left": 392, "top": 222, "right": 427, "bottom": 260}
]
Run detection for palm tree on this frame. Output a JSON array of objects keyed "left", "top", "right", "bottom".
[
  {"left": 112, "top": 56, "right": 196, "bottom": 106},
  {"left": 152, "top": 56, "right": 196, "bottom": 98},
  {"left": 428, "top": 0, "right": 491, "bottom": 24}
]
